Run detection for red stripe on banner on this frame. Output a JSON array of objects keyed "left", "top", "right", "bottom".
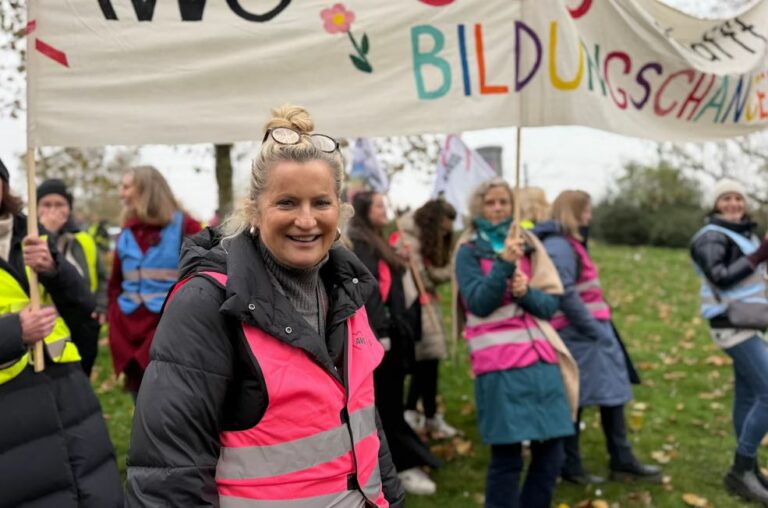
[
  {"left": 36, "top": 39, "right": 69, "bottom": 67},
  {"left": 26, "top": 20, "right": 37, "bottom": 34}
]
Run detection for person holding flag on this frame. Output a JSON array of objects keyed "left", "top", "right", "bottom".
[{"left": 0, "top": 160, "right": 122, "bottom": 507}]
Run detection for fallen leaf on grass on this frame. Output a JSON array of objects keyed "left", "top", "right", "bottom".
[
  {"left": 682, "top": 493, "right": 709, "bottom": 507},
  {"left": 704, "top": 355, "right": 731, "bottom": 366},
  {"left": 633, "top": 402, "right": 648, "bottom": 411},
  {"left": 651, "top": 450, "right": 672, "bottom": 464},
  {"left": 460, "top": 403, "right": 475, "bottom": 416},
  {"left": 676, "top": 403, "right": 685, "bottom": 411},
  {"left": 663, "top": 371, "right": 686, "bottom": 381}
]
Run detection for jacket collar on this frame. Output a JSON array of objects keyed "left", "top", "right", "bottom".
[{"left": 216, "top": 231, "right": 375, "bottom": 379}]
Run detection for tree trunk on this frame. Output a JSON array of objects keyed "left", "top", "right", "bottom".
[{"left": 215, "top": 143, "right": 234, "bottom": 218}]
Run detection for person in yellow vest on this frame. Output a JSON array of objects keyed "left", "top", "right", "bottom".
[
  {"left": 38, "top": 178, "right": 106, "bottom": 376},
  {"left": 0, "top": 161, "right": 122, "bottom": 507}
]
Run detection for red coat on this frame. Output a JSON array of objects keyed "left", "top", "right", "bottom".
[{"left": 107, "top": 214, "right": 201, "bottom": 387}]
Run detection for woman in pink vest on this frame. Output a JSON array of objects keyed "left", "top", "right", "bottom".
[
  {"left": 454, "top": 178, "right": 578, "bottom": 508},
  {"left": 126, "top": 105, "right": 404, "bottom": 507},
  {"left": 533, "top": 190, "right": 660, "bottom": 485}
]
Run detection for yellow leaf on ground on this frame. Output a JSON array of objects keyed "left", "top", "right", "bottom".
[{"left": 682, "top": 493, "right": 709, "bottom": 507}]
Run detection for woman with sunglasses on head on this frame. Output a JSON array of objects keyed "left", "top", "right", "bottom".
[
  {"left": 347, "top": 191, "right": 442, "bottom": 496},
  {"left": 454, "top": 178, "right": 578, "bottom": 508},
  {"left": 126, "top": 105, "right": 404, "bottom": 507},
  {"left": 691, "top": 179, "right": 768, "bottom": 504},
  {"left": 107, "top": 165, "right": 201, "bottom": 401}
]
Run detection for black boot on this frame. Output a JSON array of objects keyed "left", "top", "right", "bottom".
[
  {"left": 756, "top": 462, "right": 768, "bottom": 490},
  {"left": 724, "top": 453, "right": 768, "bottom": 505},
  {"left": 609, "top": 460, "right": 663, "bottom": 483}
]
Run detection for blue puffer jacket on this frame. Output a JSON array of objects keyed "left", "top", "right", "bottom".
[{"left": 532, "top": 220, "right": 632, "bottom": 408}]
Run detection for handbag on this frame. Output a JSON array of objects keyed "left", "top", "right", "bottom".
[
  {"left": 707, "top": 280, "right": 768, "bottom": 329},
  {"left": 725, "top": 301, "right": 768, "bottom": 330}
]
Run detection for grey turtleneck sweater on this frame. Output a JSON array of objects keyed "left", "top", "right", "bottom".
[{"left": 259, "top": 240, "right": 329, "bottom": 338}]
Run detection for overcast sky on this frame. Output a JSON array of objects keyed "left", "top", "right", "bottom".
[{"left": 0, "top": 0, "right": 752, "bottom": 221}]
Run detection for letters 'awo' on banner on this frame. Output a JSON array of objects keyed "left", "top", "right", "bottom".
[{"left": 28, "top": 0, "right": 768, "bottom": 147}]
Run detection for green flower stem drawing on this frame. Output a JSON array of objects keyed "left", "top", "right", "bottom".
[{"left": 347, "top": 30, "right": 372, "bottom": 73}]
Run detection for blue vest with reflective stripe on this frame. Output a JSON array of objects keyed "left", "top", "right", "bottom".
[
  {"left": 117, "top": 211, "right": 183, "bottom": 314},
  {"left": 692, "top": 224, "right": 767, "bottom": 319}
]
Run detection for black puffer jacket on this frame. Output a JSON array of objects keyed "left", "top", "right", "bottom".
[
  {"left": 125, "top": 229, "right": 405, "bottom": 507},
  {"left": 690, "top": 215, "right": 759, "bottom": 328},
  {"left": 0, "top": 214, "right": 122, "bottom": 508}
]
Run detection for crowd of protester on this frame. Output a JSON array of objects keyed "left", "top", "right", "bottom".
[{"left": 2, "top": 104, "right": 768, "bottom": 507}]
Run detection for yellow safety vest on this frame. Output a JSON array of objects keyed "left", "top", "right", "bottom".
[
  {"left": 0, "top": 268, "right": 81, "bottom": 385},
  {"left": 74, "top": 232, "right": 99, "bottom": 294}
]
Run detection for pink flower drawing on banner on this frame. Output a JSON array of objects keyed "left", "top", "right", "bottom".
[{"left": 320, "top": 4, "right": 372, "bottom": 73}]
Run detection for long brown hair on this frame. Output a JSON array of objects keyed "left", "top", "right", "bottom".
[
  {"left": 0, "top": 180, "right": 23, "bottom": 217},
  {"left": 550, "top": 190, "right": 591, "bottom": 240},
  {"left": 414, "top": 199, "right": 456, "bottom": 267},
  {"left": 122, "top": 165, "right": 180, "bottom": 226},
  {"left": 347, "top": 191, "right": 407, "bottom": 271}
]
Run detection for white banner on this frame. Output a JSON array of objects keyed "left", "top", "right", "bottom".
[
  {"left": 28, "top": 0, "right": 768, "bottom": 147},
  {"left": 433, "top": 135, "right": 497, "bottom": 229}
]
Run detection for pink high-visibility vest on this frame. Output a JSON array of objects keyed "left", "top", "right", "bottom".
[
  {"left": 169, "top": 272, "right": 388, "bottom": 507},
  {"left": 549, "top": 237, "right": 612, "bottom": 330},
  {"left": 462, "top": 256, "right": 558, "bottom": 376}
]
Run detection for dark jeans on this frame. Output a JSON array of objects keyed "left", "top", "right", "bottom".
[
  {"left": 562, "top": 405, "right": 635, "bottom": 474},
  {"left": 406, "top": 359, "right": 439, "bottom": 418},
  {"left": 725, "top": 335, "right": 768, "bottom": 457},
  {"left": 485, "top": 439, "right": 564, "bottom": 508}
]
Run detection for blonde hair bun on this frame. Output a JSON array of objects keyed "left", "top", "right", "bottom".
[{"left": 264, "top": 103, "right": 315, "bottom": 134}]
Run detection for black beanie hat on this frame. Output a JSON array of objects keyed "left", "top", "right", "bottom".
[
  {"left": 0, "top": 158, "right": 8, "bottom": 183},
  {"left": 37, "top": 179, "right": 73, "bottom": 206}
]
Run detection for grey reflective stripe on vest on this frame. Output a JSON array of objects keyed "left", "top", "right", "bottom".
[
  {"left": 467, "top": 328, "right": 536, "bottom": 353},
  {"left": 216, "top": 404, "right": 377, "bottom": 480},
  {"left": 573, "top": 278, "right": 601, "bottom": 292},
  {"left": 0, "top": 358, "right": 18, "bottom": 369},
  {"left": 552, "top": 301, "right": 610, "bottom": 319},
  {"left": 45, "top": 336, "right": 71, "bottom": 358},
  {"left": 220, "top": 491, "right": 367, "bottom": 508},
  {"left": 123, "top": 268, "right": 179, "bottom": 282},
  {"left": 121, "top": 292, "right": 170, "bottom": 304},
  {"left": 465, "top": 303, "right": 524, "bottom": 327},
  {"left": 362, "top": 462, "right": 383, "bottom": 499}
]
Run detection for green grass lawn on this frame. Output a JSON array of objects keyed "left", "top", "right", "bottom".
[{"left": 93, "top": 243, "right": 750, "bottom": 507}]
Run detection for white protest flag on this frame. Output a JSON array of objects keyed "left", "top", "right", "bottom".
[
  {"left": 28, "top": 0, "right": 768, "bottom": 147},
  {"left": 349, "top": 138, "right": 389, "bottom": 193},
  {"left": 432, "top": 135, "right": 497, "bottom": 229}
]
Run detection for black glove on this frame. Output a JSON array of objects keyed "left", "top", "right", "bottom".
[{"left": 747, "top": 238, "right": 768, "bottom": 267}]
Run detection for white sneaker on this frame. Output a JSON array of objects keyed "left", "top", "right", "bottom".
[
  {"left": 398, "top": 467, "right": 436, "bottom": 495},
  {"left": 403, "top": 409, "right": 425, "bottom": 432},
  {"left": 425, "top": 414, "right": 458, "bottom": 439}
]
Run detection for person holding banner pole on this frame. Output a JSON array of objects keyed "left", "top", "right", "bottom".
[
  {"left": 454, "top": 178, "right": 578, "bottom": 508},
  {"left": 533, "top": 190, "right": 660, "bottom": 485},
  {"left": 348, "top": 190, "right": 442, "bottom": 496},
  {"left": 107, "top": 166, "right": 201, "bottom": 400},
  {"left": 691, "top": 179, "right": 768, "bottom": 504},
  {"left": 127, "top": 105, "right": 404, "bottom": 506},
  {"left": 0, "top": 160, "right": 123, "bottom": 507}
]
